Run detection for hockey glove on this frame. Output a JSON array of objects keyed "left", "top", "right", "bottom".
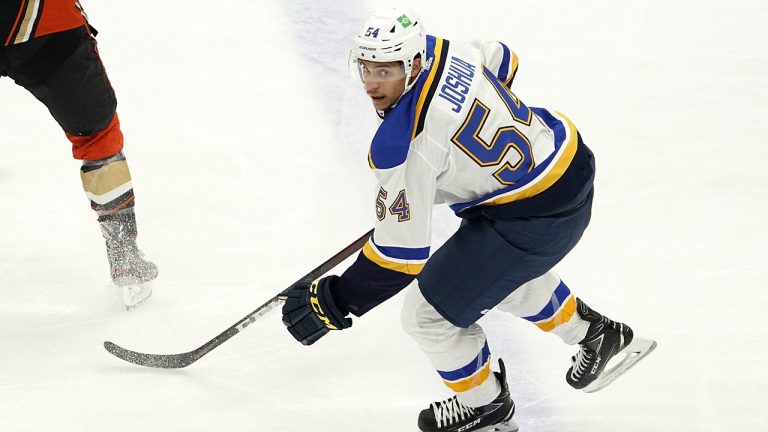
[{"left": 281, "top": 276, "right": 352, "bottom": 346}]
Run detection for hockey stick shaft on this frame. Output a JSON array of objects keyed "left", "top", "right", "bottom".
[
  {"left": 230, "top": 228, "right": 374, "bottom": 334},
  {"left": 104, "top": 229, "right": 373, "bottom": 368}
]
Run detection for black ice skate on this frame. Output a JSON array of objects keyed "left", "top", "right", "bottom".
[
  {"left": 417, "top": 359, "right": 518, "bottom": 432},
  {"left": 101, "top": 211, "right": 158, "bottom": 309},
  {"left": 566, "top": 298, "right": 657, "bottom": 393}
]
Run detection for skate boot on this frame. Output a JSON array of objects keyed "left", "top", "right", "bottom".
[
  {"left": 100, "top": 211, "right": 158, "bottom": 309},
  {"left": 566, "top": 298, "right": 657, "bottom": 393},
  {"left": 417, "top": 359, "right": 518, "bottom": 432}
]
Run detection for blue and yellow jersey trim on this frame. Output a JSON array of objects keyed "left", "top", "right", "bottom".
[
  {"left": 412, "top": 37, "right": 449, "bottom": 140},
  {"left": 449, "top": 108, "right": 579, "bottom": 213},
  {"left": 368, "top": 36, "right": 450, "bottom": 170},
  {"left": 523, "top": 281, "right": 576, "bottom": 332},
  {"left": 497, "top": 42, "right": 519, "bottom": 88},
  {"left": 437, "top": 342, "right": 492, "bottom": 393},
  {"left": 361, "top": 237, "right": 430, "bottom": 276}
]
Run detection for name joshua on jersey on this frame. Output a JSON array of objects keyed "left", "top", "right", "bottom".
[{"left": 438, "top": 56, "right": 476, "bottom": 113}]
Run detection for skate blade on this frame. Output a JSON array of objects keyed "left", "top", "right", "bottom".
[
  {"left": 121, "top": 281, "right": 153, "bottom": 311},
  {"left": 478, "top": 418, "right": 519, "bottom": 432},
  {"left": 583, "top": 337, "right": 657, "bottom": 393}
]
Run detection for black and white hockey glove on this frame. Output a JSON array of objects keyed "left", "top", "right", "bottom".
[{"left": 281, "top": 276, "right": 352, "bottom": 346}]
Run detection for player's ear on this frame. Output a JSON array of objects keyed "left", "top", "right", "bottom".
[{"left": 411, "top": 55, "right": 422, "bottom": 78}]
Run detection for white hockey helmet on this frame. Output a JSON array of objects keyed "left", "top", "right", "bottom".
[{"left": 349, "top": 8, "right": 426, "bottom": 89}]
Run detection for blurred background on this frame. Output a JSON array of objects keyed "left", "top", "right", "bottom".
[{"left": 1, "top": 1, "right": 766, "bottom": 430}]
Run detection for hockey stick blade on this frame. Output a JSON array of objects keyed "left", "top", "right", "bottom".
[
  {"left": 103, "top": 229, "right": 373, "bottom": 368},
  {"left": 103, "top": 294, "right": 282, "bottom": 368},
  {"left": 104, "top": 341, "right": 199, "bottom": 369}
]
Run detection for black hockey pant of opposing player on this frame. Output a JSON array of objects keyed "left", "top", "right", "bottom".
[{"left": 0, "top": 25, "right": 122, "bottom": 160}]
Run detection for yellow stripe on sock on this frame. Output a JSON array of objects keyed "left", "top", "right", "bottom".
[
  {"left": 534, "top": 295, "right": 576, "bottom": 332},
  {"left": 442, "top": 359, "right": 492, "bottom": 393}
]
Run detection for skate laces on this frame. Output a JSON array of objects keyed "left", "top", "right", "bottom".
[
  {"left": 431, "top": 395, "right": 475, "bottom": 428},
  {"left": 571, "top": 347, "right": 595, "bottom": 379}
]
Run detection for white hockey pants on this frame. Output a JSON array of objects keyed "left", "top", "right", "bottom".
[{"left": 401, "top": 270, "right": 591, "bottom": 407}]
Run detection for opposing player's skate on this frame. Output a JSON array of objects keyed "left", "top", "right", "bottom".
[
  {"left": 418, "top": 359, "right": 518, "bottom": 432},
  {"left": 101, "top": 211, "right": 158, "bottom": 309},
  {"left": 566, "top": 298, "right": 656, "bottom": 393}
]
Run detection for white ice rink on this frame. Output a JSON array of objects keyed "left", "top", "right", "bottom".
[{"left": 1, "top": 0, "right": 767, "bottom": 431}]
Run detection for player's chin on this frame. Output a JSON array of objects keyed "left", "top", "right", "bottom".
[{"left": 371, "top": 97, "right": 390, "bottom": 110}]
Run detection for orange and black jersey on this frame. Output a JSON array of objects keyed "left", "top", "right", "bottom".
[{"left": 1, "top": 0, "right": 87, "bottom": 47}]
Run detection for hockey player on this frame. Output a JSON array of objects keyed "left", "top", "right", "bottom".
[
  {"left": 281, "top": 7, "right": 656, "bottom": 432},
  {"left": 1, "top": 1, "right": 156, "bottom": 308}
]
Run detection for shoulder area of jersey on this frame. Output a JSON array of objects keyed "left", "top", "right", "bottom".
[{"left": 366, "top": 40, "right": 467, "bottom": 170}]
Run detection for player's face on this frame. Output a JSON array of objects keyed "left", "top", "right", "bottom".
[
  {"left": 359, "top": 60, "right": 407, "bottom": 110},
  {"left": 360, "top": 59, "right": 421, "bottom": 110}
]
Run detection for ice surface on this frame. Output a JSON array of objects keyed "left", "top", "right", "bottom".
[{"left": 1, "top": 0, "right": 767, "bottom": 431}]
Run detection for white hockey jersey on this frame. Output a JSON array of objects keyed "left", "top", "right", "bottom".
[{"left": 359, "top": 35, "right": 580, "bottom": 278}]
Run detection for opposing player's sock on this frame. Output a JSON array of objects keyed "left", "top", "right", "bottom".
[
  {"left": 81, "top": 152, "right": 157, "bottom": 308},
  {"left": 417, "top": 359, "right": 518, "bottom": 432},
  {"left": 566, "top": 298, "right": 656, "bottom": 392}
]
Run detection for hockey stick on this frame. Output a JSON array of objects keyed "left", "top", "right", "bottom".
[{"left": 103, "top": 229, "right": 373, "bottom": 368}]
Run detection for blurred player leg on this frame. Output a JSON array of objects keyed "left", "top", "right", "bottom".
[
  {"left": 81, "top": 151, "right": 158, "bottom": 307},
  {"left": 5, "top": 26, "right": 156, "bottom": 308}
]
